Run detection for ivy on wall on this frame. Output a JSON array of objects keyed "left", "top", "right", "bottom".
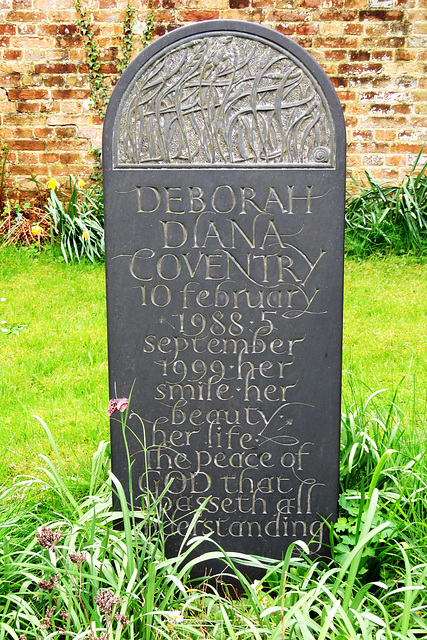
[
  {"left": 75, "top": 1, "right": 154, "bottom": 119},
  {"left": 117, "top": 3, "right": 136, "bottom": 73}
]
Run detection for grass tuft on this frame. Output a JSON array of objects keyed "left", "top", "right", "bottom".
[{"left": 346, "top": 147, "right": 427, "bottom": 257}]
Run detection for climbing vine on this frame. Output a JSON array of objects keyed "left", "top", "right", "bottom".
[
  {"left": 140, "top": 3, "right": 155, "bottom": 49},
  {"left": 75, "top": 0, "right": 155, "bottom": 120},
  {"left": 75, "top": 0, "right": 109, "bottom": 119},
  {"left": 117, "top": 4, "right": 136, "bottom": 73}
]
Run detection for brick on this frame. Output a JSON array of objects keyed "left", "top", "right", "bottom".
[
  {"left": 230, "top": 0, "right": 250, "bottom": 7},
  {"left": 372, "top": 50, "right": 393, "bottom": 61},
  {"left": 33, "top": 126, "right": 52, "bottom": 137},
  {"left": 58, "top": 24, "right": 79, "bottom": 36},
  {"left": 314, "top": 9, "right": 357, "bottom": 20},
  {"left": 43, "top": 75, "right": 65, "bottom": 87},
  {"left": 3, "top": 50, "right": 22, "bottom": 60},
  {"left": 352, "top": 130, "right": 374, "bottom": 140},
  {"left": 0, "top": 24, "right": 15, "bottom": 34},
  {"left": 395, "top": 49, "right": 417, "bottom": 60},
  {"left": 337, "top": 90, "right": 356, "bottom": 101},
  {"left": 265, "top": 9, "right": 311, "bottom": 21},
  {"left": 350, "top": 141, "right": 389, "bottom": 153},
  {"left": 350, "top": 50, "right": 371, "bottom": 62},
  {"left": 40, "top": 152, "right": 60, "bottom": 162},
  {"left": 300, "top": 0, "right": 321, "bottom": 6},
  {"left": 276, "top": 24, "right": 297, "bottom": 36},
  {"left": 50, "top": 89, "right": 90, "bottom": 99},
  {"left": 46, "top": 139, "right": 88, "bottom": 151},
  {"left": 397, "top": 130, "right": 422, "bottom": 141},
  {"left": 330, "top": 76, "right": 349, "bottom": 88},
  {"left": 343, "top": 23, "right": 364, "bottom": 34},
  {"left": 13, "top": 0, "right": 33, "bottom": 8},
  {"left": 59, "top": 152, "right": 81, "bottom": 163},
  {"left": 34, "top": 62, "right": 77, "bottom": 74},
  {"left": 361, "top": 37, "right": 406, "bottom": 47},
  {"left": 13, "top": 126, "right": 33, "bottom": 137},
  {"left": 10, "top": 164, "right": 45, "bottom": 176},
  {"left": 11, "top": 139, "right": 45, "bottom": 150},
  {"left": 54, "top": 125, "right": 77, "bottom": 137},
  {"left": 17, "top": 24, "right": 36, "bottom": 35},
  {"left": 314, "top": 36, "right": 358, "bottom": 48},
  {"left": 16, "top": 102, "right": 41, "bottom": 112},
  {"left": 36, "top": 24, "right": 58, "bottom": 36},
  {"left": 8, "top": 88, "right": 49, "bottom": 100},
  {"left": 344, "top": 0, "right": 367, "bottom": 7},
  {"left": 296, "top": 24, "right": 318, "bottom": 35},
  {"left": 363, "top": 155, "right": 384, "bottom": 165},
  {"left": 175, "top": 9, "right": 220, "bottom": 19},
  {"left": 338, "top": 62, "right": 383, "bottom": 74},
  {"left": 325, "top": 50, "right": 347, "bottom": 60},
  {"left": 359, "top": 9, "right": 405, "bottom": 20},
  {"left": 393, "top": 104, "right": 413, "bottom": 114},
  {"left": 6, "top": 10, "right": 45, "bottom": 21},
  {"left": 391, "top": 142, "right": 423, "bottom": 152}
]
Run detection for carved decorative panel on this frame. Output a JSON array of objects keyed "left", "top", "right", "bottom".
[{"left": 115, "top": 34, "right": 335, "bottom": 166}]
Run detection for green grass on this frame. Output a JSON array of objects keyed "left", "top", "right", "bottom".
[
  {"left": 345, "top": 148, "right": 427, "bottom": 257},
  {"left": 0, "top": 247, "right": 108, "bottom": 483},
  {"left": 1, "top": 394, "right": 427, "bottom": 640},
  {"left": 0, "top": 248, "right": 426, "bottom": 484},
  {"left": 0, "top": 247, "right": 427, "bottom": 639},
  {"left": 343, "top": 256, "right": 427, "bottom": 417}
]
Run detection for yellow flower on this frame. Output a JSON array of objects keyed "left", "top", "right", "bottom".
[
  {"left": 82, "top": 229, "right": 90, "bottom": 240},
  {"left": 77, "top": 179, "right": 85, "bottom": 188},
  {"left": 47, "top": 178, "right": 59, "bottom": 190},
  {"left": 32, "top": 225, "right": 42, "bottom": 236}
]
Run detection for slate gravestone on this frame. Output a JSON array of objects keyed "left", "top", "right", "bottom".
[{"left": 103, "top": 20, "right": 346, "bottom": 572}]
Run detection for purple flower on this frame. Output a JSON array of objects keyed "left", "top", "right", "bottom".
[
  {"left": 69, "top": 551, "right": 87, "bottom": 565},
  {"left": 107, "top": 399, "right": 118, "bottom": 416},
  {"left": 36, "top": 526, "right": 62, "bottom": 550},
  {"left": 40, "top": 606, "right": 55, "bottom": 630},
  {"left": 107, "top": 397, "right": 128, "bottom": 416},
  {"left": 95, "top": 588, "right": 121, "bottom": 614},
  {"left": 37, "top": 574, "right": 59, "bottom": 592},
  {"left": 116, "top": 397, "right": 128, "bottom": 413}
]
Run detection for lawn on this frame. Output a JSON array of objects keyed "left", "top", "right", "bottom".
[
  {"left": 1, "top": 247, "right": 427, "bottom": 639},
  {"left": 1, "top": 248, "right": 426, "bottom": 483}
]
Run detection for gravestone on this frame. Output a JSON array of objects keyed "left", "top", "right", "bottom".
[{"left": 103, "top": 20, "right": 346, "bottom": 574}]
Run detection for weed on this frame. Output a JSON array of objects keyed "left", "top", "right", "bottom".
[
  {"left": 1, "top": 391, "right": 427, "bottom": 639},
  {"left": 346, "top": 147, "right": 427, "bottom": 257},
  {"left": 0, "top": 200, "right": 49, "bottom": 247}
]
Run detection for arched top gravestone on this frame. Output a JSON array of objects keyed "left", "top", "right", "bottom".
[{"left": 103, "top": 21, "right": 345, "bottom": 577}]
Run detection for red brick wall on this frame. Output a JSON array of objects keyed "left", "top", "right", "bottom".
[{"left": 1, "top": 0, "right": 426, "bottom": 197}]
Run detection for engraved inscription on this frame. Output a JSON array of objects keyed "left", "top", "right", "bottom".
[
  {"left": 105, "top": 21, "right": 345, "bottom": 566},
  {"left": 116, "top": 34, "right": 334, "bottom": 166},
  {"left": 111, "top": 176, "right": 332, "bottom": 554}
]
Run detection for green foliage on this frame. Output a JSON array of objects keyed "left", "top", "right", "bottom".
[
  {"left": 140, "top": 3, "right": 154, "bottom": 49},
  {"left": 117, "top": 4, "right": 136, "bottom": 73},
  {"left": 75, "top": 0, "right": 109, "bottom": 119},
  {"left": 46, "top": 177, "right": 104, "bottom": 263},
  {"left": 1, "top": 395, "right": 427, "bottom": 640},
  {"left": 336, "top": 377, "right": 427, "bottom": 593},
  {"left": 74, "top": 1, "right": 155, "bottom": 119},
  {"left": 346, "top": 147, "right": 427, "bottom": 257},
  {"left": 90, "top": 148, "right": 103, "bottom": 183}
]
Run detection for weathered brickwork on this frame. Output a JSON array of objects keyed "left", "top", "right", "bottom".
[{"left": 0, "top": 0, "right": 426, "bottom": 196}]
